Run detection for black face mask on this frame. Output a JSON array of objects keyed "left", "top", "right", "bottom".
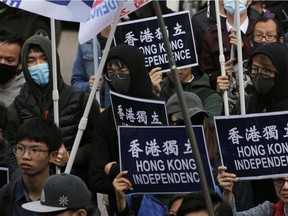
[{"left": 0, "top": 63, "right": 18, "bottom": 84}]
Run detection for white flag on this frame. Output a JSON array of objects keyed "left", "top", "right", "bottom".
[
  {"left": 0, "top": 0, "right": 93, "bottom": 22},
  {"left": 78, "top": 0, "right": 152, "bottom": 44}
]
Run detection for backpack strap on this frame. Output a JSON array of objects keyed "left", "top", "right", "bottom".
[{"left": 1, "top": 179, "right": 19, "bottom": 215}]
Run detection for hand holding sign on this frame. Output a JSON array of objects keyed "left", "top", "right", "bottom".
[
  {"left": 113, "top": 171, "right": 133, "bottom": 213},
  {"left": 217, "top": 166, "right": 238, "bottom": 205},
  {"left": 149, "top": 67, "right": 162, "bottom": 96}
]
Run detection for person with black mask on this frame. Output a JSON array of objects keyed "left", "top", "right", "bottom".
[
  {"left": 88, "top": 44, "right": 158, "bottom": 216},
  {"left": 244, "top": 42, "right": 288, "bottom": 113},
  {"left": 232, "top": 42, "right": 288, "bottom": 208},
  {"left": 216, "top": 17, "right": 285, "bottom": 110},
  {"left": 0, "top": 28, "right": 24, "bottom": 109}
]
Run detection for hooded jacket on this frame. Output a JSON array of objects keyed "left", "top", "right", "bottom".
[
  {"left": 232, "top": 43, "right": 288, "bottom": 207},
  {"left": 89, "top": 45, "right": 157, "bottom": 197},
  {"left": 13, "top": 36, "right": 100, "bottom": 176},
  {"left": 246, "top": 42, "right": 288, "bottom": 113},
  {"left": 160, "top": 67, "right": 223, "bottom": 117}
]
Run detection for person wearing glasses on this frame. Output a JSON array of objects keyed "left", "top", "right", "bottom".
[
  {"left": 223, "top": 42, "right": 288, "bottom": 209},
  {"left": 218, "top": 165, "right": 288, "bottom": 216},
  {"left": 0, "top": 117, "right": 62, "bottom": 216},
  {"left": 89, "top": 44, "right": 159, "bottom": 216},
  {"left": 217, "top": 17, "right": 285, "bottom": 98},
  {"left": 249, "top": 17, "right": 284, "bottom": 48},
  {"left": 5, "top": 35, "right": 100, "bottom": 184}
]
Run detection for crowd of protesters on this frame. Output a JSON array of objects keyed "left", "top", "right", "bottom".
[{"left": 1, "top": 0, "right": 288, "bottom": 216}]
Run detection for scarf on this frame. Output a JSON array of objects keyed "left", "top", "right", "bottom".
[{"left": 272, "top": 200, "right": 285, "bottom": 216}]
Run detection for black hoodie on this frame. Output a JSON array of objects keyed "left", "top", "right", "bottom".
[
  {"left": 89, "top": 45, "right": 157, "bottom": 198},
  {"left": 247, "top": 42, "right": 288, "bottom": 113},
  {"left": 13, "top": 36, "right": 100, "bottom": 178}
]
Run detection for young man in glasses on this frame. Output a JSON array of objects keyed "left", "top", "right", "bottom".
[
  {"left": 218, "top": 165, "right": 288, "bottom": 215},
  {"left": 5, "top": 35, "right": 100, "bottom": 183},
  {"left": 0, "top": 117, "right": 62, "bottom": 216}
]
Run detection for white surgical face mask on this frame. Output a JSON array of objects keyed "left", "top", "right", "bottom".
[{"left": 224, "top": 0, "right": 248, "bottom": 16}]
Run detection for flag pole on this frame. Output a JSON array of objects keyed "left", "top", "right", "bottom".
[
  {"left": 93, "top": 37, "right": 100, "bottom": 103},
  {"left": 152, "top": 1, "right": 215, "bottom": 215},
  {"left": 234, "top": 0, "right": 246, "bottom": 115},
  {"left": 215, "top": 0, "right": 229, "bottom": 116},
  {"left": 50, "top": 17, "right": 61, "bottom": 174},
  {"left": 65, "top": 0, "right": 125, "bottom": 174}
]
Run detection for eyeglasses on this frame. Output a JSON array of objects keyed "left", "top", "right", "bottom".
[
  {"left": 249, "top": 65, "right": 277, "bottom": 79},
  {"left": 13, "top": 144, "right": 49, "bottom": 159},
  {"left": 252, "top": 34, "right": 277, "bottom": 42},
  {"left": 104, "top": 70, "right": 129, "bottom": 82},
  {"left": 274, "top": 178, "right": 288, "bottom": 188}
]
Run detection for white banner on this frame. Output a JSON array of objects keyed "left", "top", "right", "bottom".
[
  {"left": 78, "top": 0, "right": 152, "bottom": 44},
  {"left": 0, "top": 0, "right": 93, "bottom": 22}
]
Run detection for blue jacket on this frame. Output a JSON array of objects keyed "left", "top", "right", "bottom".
[
  {"left": 71, "top": 39, "right": 110, "bottom": 108},
  {"left": 116, "top": 194, "right": 168, "bottom": 216}
]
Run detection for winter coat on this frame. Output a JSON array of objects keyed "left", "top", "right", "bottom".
[
  {"left": 10, "top": 36, "right": 100, "bottom": 179},
  {"left": 88, "top": 44, "right": 158, "bottom": 210},
  {"left": 160, "top": 67, "right": 223, "bottom": 117}
]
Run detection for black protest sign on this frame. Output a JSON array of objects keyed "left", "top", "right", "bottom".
[
  {"left": 110, "top": 91, "right": 168, "bottom": 128},
  {"left": 214, "top": 111, "right": 288, "bottom": 180},
  {"left": 114, "top": 11, "right": 197, "bottom": 72},
  {"left": 118, "top": 126, "right": 215, "bottom": 194}
]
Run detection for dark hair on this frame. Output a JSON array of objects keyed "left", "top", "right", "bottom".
[
  {"left": 250, "top": 17, "right": 284, "bottom": 40},
  {"left": 106, "top": 58, "right": 127, "bottom": 70},
  {"left": 28, "top": 44, "right": 44, "bottom": 53},
  {"left": 0, "top": 103, "right": 8, "bottom": 131},
  {"left": 177, "top": 192, "right": 233, "bottom": 216},
  {"left": 16, "top": 118, "right": 62, "bottom": 153},
  {"left": 204, "top": 117, "right": 219, "bottom": 165},
  {"left": 0, "top": 28, "right": 24, "bottom": 63},
  {"left": 0, "top": 28, "right": 24, "bottom": 47}
]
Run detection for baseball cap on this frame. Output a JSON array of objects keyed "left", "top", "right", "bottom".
[
  {"left": 22, "top": 173, "right": 91, "bottom": 213},
  {"left": 166, "top": 92, "right": 208, "bottom": 120}
]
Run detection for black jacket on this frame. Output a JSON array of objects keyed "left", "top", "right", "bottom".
[
  {"left": 11, "top": 36, "right": 100, "bottom": 178},
  {"left": 245, "top": 43, "right": 288, "bottom": 113},
  {"left": 89, "top": 45, "right": 157, "bottom": 196}
]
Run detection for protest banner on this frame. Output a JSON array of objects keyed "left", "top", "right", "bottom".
[
  {"left": 113, "top": 11, "right": 198, "bottom": 72},
  {"left": 110, "top": 91, "right": 168, "bottom": 128},
  {"left": 0, "top": 167, "right": 9, "bottom": 188},
  {"left": 79, "top": 0, "right": 152, "bottom": 44},
  {"left": 0, "top": 0, "right": 93, "bottom": 22},
  {"left": 118, "top": 126, "right": 215, "bottom": 194},
  {"left": 214, "top": 111, "right": 288, "bottom": 180}
]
